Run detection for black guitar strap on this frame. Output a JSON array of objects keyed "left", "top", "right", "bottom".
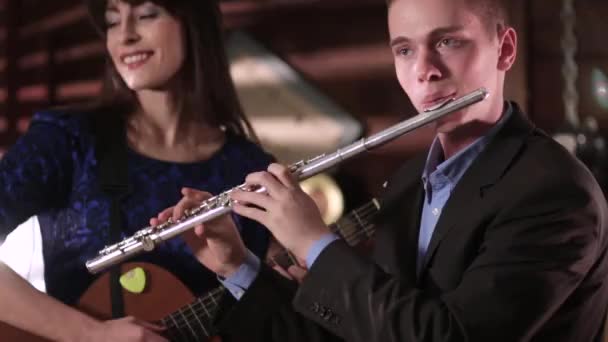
[{"left": 94, "top": 109, "right": 131, "bottom": 319}]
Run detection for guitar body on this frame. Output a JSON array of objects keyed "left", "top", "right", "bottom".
[
  {"left": 0, "top": 262, "right": 221, "bottom": 341},
  {"left": 79, "top": 262, "right": 196, "bottom": 321}
]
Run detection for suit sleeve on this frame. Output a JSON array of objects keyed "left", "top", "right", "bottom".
[
  {"left": 215, "top": 263, "right": 344, "bottom": 342},
  {"left": 290, "top": 171, "right": 604, "bottom": 342}
]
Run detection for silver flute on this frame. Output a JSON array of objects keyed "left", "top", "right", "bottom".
[{"left": 86, "top": 87, "right": 489, "bottom": 274}]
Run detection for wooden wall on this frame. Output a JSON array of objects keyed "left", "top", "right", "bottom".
[{"left": 0, "top": 0, "right": 606, "bottom": 205}]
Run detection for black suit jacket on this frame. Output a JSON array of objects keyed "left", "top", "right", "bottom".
[{"left": 218, "top": 103, "right": 608, "bottom": 342}]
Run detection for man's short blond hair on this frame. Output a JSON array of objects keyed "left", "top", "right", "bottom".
[{"left": 386, "top": 0, "right": 509, "bottom": 37}]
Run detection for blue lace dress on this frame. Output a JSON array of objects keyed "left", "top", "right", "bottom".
[{"left": 0, "top": 111, "right": 273, "bottom": 305}]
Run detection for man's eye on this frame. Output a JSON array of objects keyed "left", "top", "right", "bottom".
[
  {"left": 438, "top": 38, "right": 460, "bottom": 48},
  {"left": 398, "top": 48, "right": 412, "bottom": 56}
]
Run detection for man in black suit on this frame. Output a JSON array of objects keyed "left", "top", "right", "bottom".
[{"left": 159, "top": 0, "right": 608, "bottom": 340}]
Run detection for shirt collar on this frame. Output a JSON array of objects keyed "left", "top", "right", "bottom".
[{"left": 421, "top": 101, "right": 513, "bottom": 188}]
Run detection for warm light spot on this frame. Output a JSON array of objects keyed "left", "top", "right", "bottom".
[
  {"left": 55, "top": 41, "right": 105, "bottom": 63},
  {"left": 0, "top": 116, "right": 9, "bottom": 132},
  {"left": 17, "top": 117, "right": 31, "bottom": 134},
  {"left": 57, "top": 80, "right": 102, "bottom": 100},
  {"left": 19, "top": 6, "right": 87, "bottom": 38},
  {"left": 17, "top": 85, "right": 48, "bottom": 102},
  {"left": 18, "top": 52, "right": 49, "bottom": 69}
]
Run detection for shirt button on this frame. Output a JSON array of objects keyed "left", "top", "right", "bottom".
[{"left": 432, "top": 208, "right": 440, "bottom": 216}]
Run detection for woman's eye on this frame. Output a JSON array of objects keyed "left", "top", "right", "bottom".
[{"left": 104, "top": 12, "right": 120, "bottom": 28}]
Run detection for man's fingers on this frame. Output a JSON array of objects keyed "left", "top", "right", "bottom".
[
  {"left": 267, "top": 163, "right": 297, "bottom": 189},
  {"left": 232, "top": 203, "right": 268, "bottom": 228},
  {"left": 245, "top": 171, "right": 284, "bottom": 198},
  {"left": 287, "top": 265, "right": 308, "bottom": 282},
  {"left": 231, "top": 189, "right": 273, "bottom": 210},
  {"left": 272, "top": 264, "right": 295, "bottom": 281}
]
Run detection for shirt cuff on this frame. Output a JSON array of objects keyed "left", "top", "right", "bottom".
[
  {"left": 218, "top": 249, "right": 261, "bottom": 300},
  {"left": 305, "top": 233, "right": 340, "bottom": 269}
]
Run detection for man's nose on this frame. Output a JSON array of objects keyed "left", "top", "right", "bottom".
[{"left": 415, "top": 50, "right": 442, "bottom": 82}]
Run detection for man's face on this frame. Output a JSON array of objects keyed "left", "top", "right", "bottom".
[{"left": 388, "top": 0, "right": 514, "bottom": 133}]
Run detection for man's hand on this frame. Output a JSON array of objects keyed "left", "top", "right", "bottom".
[
  {"left": 150, "top": 187, "right": 248, "bottom": 278},
  {"left": 231, "top": 163, "right": 331, "bottom": 261}
]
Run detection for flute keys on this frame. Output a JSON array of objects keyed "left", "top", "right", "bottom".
[{"left": 141, "top": 236, "right": 155, "bottom": 252}]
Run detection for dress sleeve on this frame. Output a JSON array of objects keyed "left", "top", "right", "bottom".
[{"left": 0, "top": 112, "right": 78, "bottom": 236}]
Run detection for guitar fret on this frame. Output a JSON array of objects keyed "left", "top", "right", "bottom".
[
  {"left": 209, "top": 288, "right": 220, "bottom": 307},
  {"left": 199, "top": 295, "right": 213, "bottom": 319},
  {"left": 177, "top": 307, "right": 199, "bottom": 341},
  {"left": 365, "top": 223, "right": 374, "bottom": 238},
  {"left": 160, "top": 317, "right": 177, "bottom": 341},
  {"left": 331, "top": 221, "right": 342, "bottom": 236},
  {"left": 353, "top": 210, "right": 369, "bottom": 237},
  {"left": 167, "top": 312, "right": 190, "bottom": 341},
  {"left": 187, "top": 302, "right": 210, "bottom": 337}
]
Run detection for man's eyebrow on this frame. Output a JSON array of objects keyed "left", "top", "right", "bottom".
[
  {"left": 389, "top": 36, "right": 410, "bottom": 48},
  {"left": 390, "top": 25, "right": 465, "bottom": 47},
  {"left": 429, "top": 25, "right": 465, "bottom": 37}
]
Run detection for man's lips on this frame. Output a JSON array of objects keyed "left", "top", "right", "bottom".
[{"left": 421, "top": 92, "right": 456, "bottom": 111}]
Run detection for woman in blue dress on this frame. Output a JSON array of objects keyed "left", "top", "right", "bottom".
[{"left": 0, "top": 0, "right": 273, "bottom": 340}]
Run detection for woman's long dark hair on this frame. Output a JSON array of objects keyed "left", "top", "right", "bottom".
[{"left": 84, "top": 0, "right": 256, "bottom": 139}]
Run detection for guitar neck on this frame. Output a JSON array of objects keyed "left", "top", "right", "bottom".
[{"left": 160, "top": 286, "right": 224, "bottom": 340}]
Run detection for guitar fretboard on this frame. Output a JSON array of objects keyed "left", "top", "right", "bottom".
[{"left": 160, "top": 287, "right": 224, "bottom": 341}]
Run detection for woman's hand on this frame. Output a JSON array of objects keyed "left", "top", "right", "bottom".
[{"left": 150, "top": 187, "right": 248, "bottom": 278}]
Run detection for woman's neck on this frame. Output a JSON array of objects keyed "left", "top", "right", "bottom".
[
  {"left": 134, "top": 89, "right": 185, "bottom": 146},
  {"left": 127, "top": 89, "right": 225, "bottom": 162}
]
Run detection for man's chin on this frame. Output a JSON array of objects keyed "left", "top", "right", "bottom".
[{"left": 434, "top": 119, "right": 462, "bottom": 134}]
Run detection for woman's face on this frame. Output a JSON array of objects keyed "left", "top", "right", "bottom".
[{"left": 105, "top": 0, "right": 186, "bottom": 91}]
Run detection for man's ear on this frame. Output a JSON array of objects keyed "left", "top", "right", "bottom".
[{"left": 497, "top": 26, "right": 517, "bottom": 71}]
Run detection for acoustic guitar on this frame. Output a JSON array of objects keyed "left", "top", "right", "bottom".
[{"left": 0, "top": 199, "right": 380, "bottom": 341}]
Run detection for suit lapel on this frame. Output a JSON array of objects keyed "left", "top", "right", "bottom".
[
  {"left": 374, "top": 153, "right": 426, "bottom": 278},
  {"left": 419, "top": 104, "right": 536, "bottom": 273}
]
